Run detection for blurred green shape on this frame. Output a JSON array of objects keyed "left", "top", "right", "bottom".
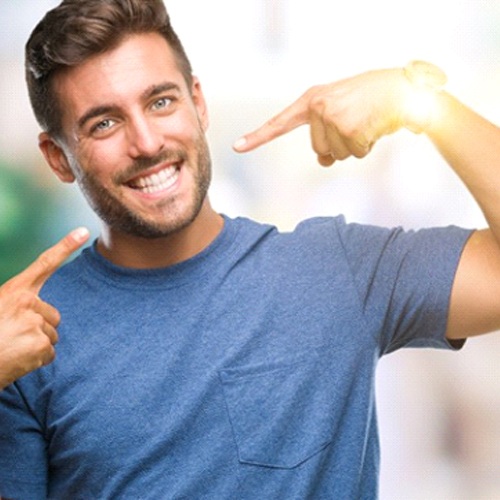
[{"left": 0, "top": 160, "right": 55, "bottom": 283}]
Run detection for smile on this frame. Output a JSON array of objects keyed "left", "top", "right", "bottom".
[{"left": 128, "top": 164, "right": 180, "bottom": 194}]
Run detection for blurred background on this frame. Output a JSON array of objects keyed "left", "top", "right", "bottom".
[{"left": 1, "top": 0, "right": 499, "bottom": 497}]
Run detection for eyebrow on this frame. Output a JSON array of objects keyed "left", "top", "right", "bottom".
[{"left": 76, "top": 81, "right": 182, "bottom": 131}]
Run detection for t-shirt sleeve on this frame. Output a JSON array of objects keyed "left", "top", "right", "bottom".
[
  {"left": 333, "top": 217, "right": 473, "bottom": 355},
  {"left": 0, "top": 382, "right": 48, "bottom": 499}
]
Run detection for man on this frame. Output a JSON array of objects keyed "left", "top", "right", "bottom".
[{"left": 0, "top": 0, "right": 499, "bottom": 498}]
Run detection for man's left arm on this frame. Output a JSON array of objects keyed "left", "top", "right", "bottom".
[
  {"left": 233, "top": 64, "right": 500, "bottom": 340},
  {"left": 426, "top": 92, "right": 500, "bottom": 339}
]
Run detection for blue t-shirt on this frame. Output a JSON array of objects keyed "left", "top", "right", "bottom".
[{"left": 0, "top": 215, "right": 471, "bottom": 499}]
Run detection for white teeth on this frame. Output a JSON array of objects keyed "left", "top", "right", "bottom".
[{"left": 131, "top": 166, "right": 179, "bottom": 194}]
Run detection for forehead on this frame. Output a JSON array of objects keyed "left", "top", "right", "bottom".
[{"left": 53, "top": 33, "right": 187, "bottom": 123}]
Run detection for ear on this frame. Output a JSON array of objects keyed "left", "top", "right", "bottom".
[
  {"left": 191, "top": 77, "right": 209, "bottom": 131},
  {"left": 38, "top": 132, "right": 76, "bottom": 183}
]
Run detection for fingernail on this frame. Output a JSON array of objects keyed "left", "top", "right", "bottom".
[
  {"left": 233, "top": 137, "right": 247, "bottom": 151},
  {"left": 72, "top": 227, "right": 90, "bottom": 242}
]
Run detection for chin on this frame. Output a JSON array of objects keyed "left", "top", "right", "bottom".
[{"left": 111, "top": 200, "right": 206, "bottom": 240}]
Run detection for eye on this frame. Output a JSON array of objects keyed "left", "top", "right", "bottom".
[
  {"left": 92, "top": 118, "right": 115, "bottom": 134},
  {"left": 152, "top": 97, "right": 173, "bottom": 111}
]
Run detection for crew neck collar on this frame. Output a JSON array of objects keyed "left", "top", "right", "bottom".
[{"left": 80, "top": 214, "right": 238, "bottom": 289}]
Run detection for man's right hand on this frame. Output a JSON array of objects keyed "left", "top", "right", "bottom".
[{"left": 0, "top": 227, "right": 90, "bottom": 390}]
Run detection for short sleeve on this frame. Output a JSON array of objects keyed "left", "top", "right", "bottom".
[
  {"left": 334, "top": 218, "right": 472, "bottom": 354},
  {"left": 0, "top": 382, "right": 48, "bottom": 499}
]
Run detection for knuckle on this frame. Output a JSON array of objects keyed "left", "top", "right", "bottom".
[
  {"left": 309, "top": 93, "right": 327, "bottom": 112},
  {"left": 35, "top": 251, "right": 56, "bottom": 274},
  {"left": 33, "top": 314, "right": 46, "bottom": 330},
  {"left": 18, "top": 311, "right": 46, "bottom": 336},
  {"left": 33, "top": 333, "right": 53, "bottom": 355},
  {"left": 352, "top": 136, "right": 373, "bottom": 158},
  {"left": 20, "top": 331, "right": 48, "bottom": 357},
  {"left": 265, "top": 114, "right": 286, "bottom": 133},
  {"left": 336, "top": 117, "right": 363, "bottom": 140},
  {"left": 340, "top": 125, "right": 358, "bottom": 140},
  {"left": 41, "top": 346, "right": 56, "bottom": 366},
  {"left": 304, "top": 84, "right": 323, "bottom": 100},
  {"left": 308, "top": 85, "right": 338, "bottom": 109},
  {"left": 17, "top": 291, "right": 37, "bottom": 309},
  {"left": 6, "top": 332, "right": 55, "bottom": 376},
  {"left": 59, "top": 234, "right": 76, "bottom": 254},
  {"left": 0, "top": 279, "right": 15, "bottom": 295},
  {"left": 351, "top": 145, "right": 369, "bottom": 159},
  {"left": 52, "top": 308, "right": 62, "bottom": 327},
  {"left": 352, "top": 150, "right": 367, "bottom": 159}
]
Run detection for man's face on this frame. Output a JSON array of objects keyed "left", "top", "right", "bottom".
[{"left": 49, "top": 33, "right": 212, "bottom": 239}]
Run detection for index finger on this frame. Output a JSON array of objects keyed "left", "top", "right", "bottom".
[
  {"left": 232, "top": 91, "right": 312, "bottom": 153},
  {"left": 12, "top": 227, "right": 90, "bottom": 292}
]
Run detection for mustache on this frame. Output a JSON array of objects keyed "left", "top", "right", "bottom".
[{"left": 114, "top": 150, "right": 187, "bottom": 184}]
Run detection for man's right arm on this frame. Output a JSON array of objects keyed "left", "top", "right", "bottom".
[{"left": 0, "top": 227, "right": 89, "bottom": 390}]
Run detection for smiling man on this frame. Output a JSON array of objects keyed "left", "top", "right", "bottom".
[
  {"left": 1, "top": 0, "right": 500, "bottom": 499},
  {"left": 39, "top": 30, "right": 222, "bottom": 269}
]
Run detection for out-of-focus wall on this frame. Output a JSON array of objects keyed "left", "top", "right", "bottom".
[{"left": 1, "top": 1, "right": 499, "bottom": 498}]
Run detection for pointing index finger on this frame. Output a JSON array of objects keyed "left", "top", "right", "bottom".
[
  {"left": 14, "top": 227, "right": 90, "bottom": 293},
  {"left": 233, "top": 90, "right": 312, "bottom": 153}
]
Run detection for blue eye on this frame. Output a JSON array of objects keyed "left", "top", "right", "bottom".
[
  {"left": 152, "top": 97, "right": 172, "bottom": 110},
  {"left": 94, "top": 119, "right": 115, "bottom": 132}
]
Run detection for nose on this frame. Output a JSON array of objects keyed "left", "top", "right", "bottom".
[{"left": 126, "top": 115, "right": 163, "bottom": 159}]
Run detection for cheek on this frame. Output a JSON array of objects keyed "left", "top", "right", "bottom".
[
  {"left": 161, "top": 110, "right": 205, "bottom": 142},
  {"left": 75, "top": 139, "right": 124, "bottom": 179}
]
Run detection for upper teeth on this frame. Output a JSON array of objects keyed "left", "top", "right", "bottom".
[{"left": 131, "top": 166, "right": 178, "bottom": 193}]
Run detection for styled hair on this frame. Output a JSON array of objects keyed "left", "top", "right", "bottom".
[{"left": 25, "top": 0, "right": 193, "bottom": 139}]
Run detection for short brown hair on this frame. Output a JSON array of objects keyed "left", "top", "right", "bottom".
[{"left": 25, "top": 0, "right": 193, "bottom": 139}]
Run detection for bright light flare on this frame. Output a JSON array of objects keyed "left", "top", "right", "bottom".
[
  {"left": 404, "top": 86, "right": 440, "bottom": 133},
  {"left": 403, "top": 60, "right": 447, "bottom": 133}
]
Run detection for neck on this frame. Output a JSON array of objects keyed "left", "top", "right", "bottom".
[{"left": 96, "top": 201, "right": 224, "bottom": 269}]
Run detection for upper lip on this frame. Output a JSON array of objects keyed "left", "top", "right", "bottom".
[{"left": 125, "top": 160, "right": 181, "bottom": 186}]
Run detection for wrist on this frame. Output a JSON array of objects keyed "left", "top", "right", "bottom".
[{"left": 401, "top": 60, "right": 447, "bottom": 133}]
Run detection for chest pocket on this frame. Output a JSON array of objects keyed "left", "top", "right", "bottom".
[{"left": 219, "top": 357, "right": 336, "bottom": 469}]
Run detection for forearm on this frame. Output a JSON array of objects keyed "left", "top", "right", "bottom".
[
  {"left": 424, "top": 91, "right": 500, "bottom": 338},
  {"left": 426, "top": 91, "right": 500, "bottom": 238}
]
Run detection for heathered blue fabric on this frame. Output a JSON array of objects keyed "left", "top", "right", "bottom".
[{"left": 0, "top": 215, "right": 471, "bottom": 499}]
